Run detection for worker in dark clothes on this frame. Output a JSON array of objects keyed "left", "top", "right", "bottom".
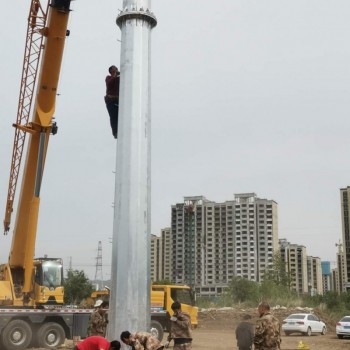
[
  {"left": 104, "top": 65, "right": 120, "bottom": 139},
  {"left": 235, "top": 314, "right": 255, "bottom": 350}
]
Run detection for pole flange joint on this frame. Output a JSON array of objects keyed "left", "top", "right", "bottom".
[{"left": 117, "top": 7, "right": 157, "bottom": 28}]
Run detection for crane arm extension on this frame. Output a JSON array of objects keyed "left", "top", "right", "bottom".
[
  {"left": 8, "top": 0, "right": 72, "bottom": 296},
  {"left": 3, "top": 0, "right": 49, "bottom": 235}
]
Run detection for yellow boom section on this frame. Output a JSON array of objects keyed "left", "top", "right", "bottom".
[
  {"left": 8, "top": 1, "right": 71, "bottom": 295},
  {"left": 3, "top": 0, "right": 49, "bottom": 235}
]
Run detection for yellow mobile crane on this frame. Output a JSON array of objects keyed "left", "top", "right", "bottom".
[
  {"left": 0, "top": 2, "right": 93, "bottom": 350},
  {"left": 0, "top": 0, "right": 70, "bottom": 309}
]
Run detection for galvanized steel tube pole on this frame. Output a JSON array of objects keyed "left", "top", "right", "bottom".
[{"left": 108, "top": 0, "right": 157, "bottom": 341}]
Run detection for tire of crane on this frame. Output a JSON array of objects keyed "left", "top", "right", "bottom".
[
  {"left": 37, "top": 322, "right": 66, "bottom": 349},
  {"left": 1, "top": 319, "right": 33, "bottom": 350}
]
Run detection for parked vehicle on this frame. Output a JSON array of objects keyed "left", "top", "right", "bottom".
[
  {"left": 336, "top": 316, "right": 350, "bottom": 339},
  {"left": 282, "top": 313, "right": 327, "bottom": 336}
]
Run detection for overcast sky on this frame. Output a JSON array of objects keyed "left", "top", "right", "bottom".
[{"left": 1, "top": 0, "right": 349, "bottom": 281}]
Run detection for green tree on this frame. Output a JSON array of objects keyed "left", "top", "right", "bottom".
[
  {"left": 263, "top": 252, "right": 293, "bottom": 287},
  {"left": 64, "top": 269, "right": 94, "bottom": 305},
  {"left": 324, "top": 291, "right": 342, "bottom": 310},
  {"left": 259, "top": 278, "right": 294, "bottom": 302},
  {"left": 225, "top": 276, "right": 259, "bottom": 304}
]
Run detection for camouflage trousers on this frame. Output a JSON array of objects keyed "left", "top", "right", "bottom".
[{"left": 174, "top": 343, "right": 192, "bottom": 350}]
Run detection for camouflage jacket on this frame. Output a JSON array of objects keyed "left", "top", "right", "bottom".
[
  {"left": 253, "top": 312, "right": 281, "bottom": 350},
  {"left": 88, "top": 310, "right": 108, "bottom": 337},
  {"left": 131, "top": 332, "right": 162, "bottom": 350},
  {"left": 167, "top": 310, "right": 192, "bottom": 341}
]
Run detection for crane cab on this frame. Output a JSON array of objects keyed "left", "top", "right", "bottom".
[{"left": 34, "top": 258, "right": 64, "bottom": 306}]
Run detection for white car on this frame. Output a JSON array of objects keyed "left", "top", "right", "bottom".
[
  {"left": 336, "top": 316, "right": 350, "bottom": 339},
  {"left": 282, "top": 313, "right": 327, "bottom": 336}
]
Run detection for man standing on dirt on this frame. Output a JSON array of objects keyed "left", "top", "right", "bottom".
[
  {"left": 164, "top": 301, "right": 192, "bottom": 350},
  {"left": 236, "top": 314, "right": 255, "bottom": 350},
  {"left": 253, "top": 302, "right": 281, "bottom": 350},
  {"left": 88, "top": 300, "right": 109, "bottom": 337}
]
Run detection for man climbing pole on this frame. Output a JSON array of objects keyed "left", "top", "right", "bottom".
[{"left": 104, "top": 65, "right": 120, "bottom": 139}]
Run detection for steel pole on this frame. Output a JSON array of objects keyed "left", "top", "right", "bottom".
[{"left": 108, "top": 0, "right": 157, "bottom": 341}]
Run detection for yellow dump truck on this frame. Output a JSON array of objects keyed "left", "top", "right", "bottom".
[{"left": 89, "top": 284, "right": 198, "bottom": 340}]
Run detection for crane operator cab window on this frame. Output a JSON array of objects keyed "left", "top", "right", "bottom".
[{"left": 35, "top": 260, "right": 63, "bottom": 291}]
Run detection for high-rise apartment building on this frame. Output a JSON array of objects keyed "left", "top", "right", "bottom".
[
  {"left": 170, "top": 196, "right": 207, "bottom": 289},
  {"left": 160, "top": 227, "right": 172, "bottom": 281},
  {"left": 150, "top": 234, "right": 162, "bottom": 281},
  {"left": 334, "top": 241, "right": 346, "bottom": 293},
  {"left": 321, "top": 261, "right": 333, "bottom": 293},
  {"left": 169, "top": 193, "right": 279, "bottom": 296},
  {"left": 307, "top": 256, "right": 323, "bottom": 295},
  {"left": 340, "top": 186, "right": 350, "bottom": 290},
  {"left": 279, "top": 239, "right": 308, "bottom": 294}
]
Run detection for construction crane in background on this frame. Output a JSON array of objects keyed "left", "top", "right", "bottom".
[
  {"left": 335, "top": 240, "right": 343, "bottom": 253},
  {"left": 3, "top": 0, "right": 50, "bottom": 234}
]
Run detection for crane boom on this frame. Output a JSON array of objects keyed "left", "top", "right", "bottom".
[
  {"left": 0, "top": 0, "right": 71, "bottom": 307},
  {"left": 3, "top": 0, "right": 49, "bottom": 235}
]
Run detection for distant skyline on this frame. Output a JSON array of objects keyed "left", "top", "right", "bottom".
[{"left": 1, "top": 0, "right": 350, "bottom": 280}]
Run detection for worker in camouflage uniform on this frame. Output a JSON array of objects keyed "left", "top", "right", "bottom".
[
  {"left": 165, "top": 301, "right": 192, "bottom": 350},
  {"left": 88, "top": 300, "right": 109, "bottom": 337},
  {"left": 120, "top": 331, "right": 164, "bottom": 350},
  {"left": 253, "top": 302, "right": 281, "bottom": 350}
]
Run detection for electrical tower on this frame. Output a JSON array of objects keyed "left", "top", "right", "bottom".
[{"left": 94, "top": 241, "right": 103, "bottom": 291}]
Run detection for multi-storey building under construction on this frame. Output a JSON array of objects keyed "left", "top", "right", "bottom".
[
  {"left": 153, "top": 193, "right": 279, "bottom": 297},
  {"left": 340, "top": 186, "right": 350, "bottom": 290}
]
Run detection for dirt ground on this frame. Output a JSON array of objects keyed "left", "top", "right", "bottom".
[
  {"left": 194, "top": 307, "right": 349, "bottom": 350},
  {"left": 192, "top": 327, "right": 350, "bottom": 350},
  {"left": 30, "top": 307, "right": 349, "bottom": 350}
]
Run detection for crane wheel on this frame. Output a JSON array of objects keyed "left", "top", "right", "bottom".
[
  {"left": 1, "top": 319, "right": 33, "bottom": 350},
  {"left": 37, "top": 322, "right": 65, "bottom": 349}
]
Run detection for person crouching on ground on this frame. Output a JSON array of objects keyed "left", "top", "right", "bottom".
[
  {"left": 120, "top": 330, "right": 164, "bottom": 350},
  {"left": 74, "top": 336, "right": 120, "bottom": 350}
]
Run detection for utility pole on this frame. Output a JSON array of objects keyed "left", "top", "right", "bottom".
[{"left": 108, "top": 0, "right": 157, "bottom": 340}]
